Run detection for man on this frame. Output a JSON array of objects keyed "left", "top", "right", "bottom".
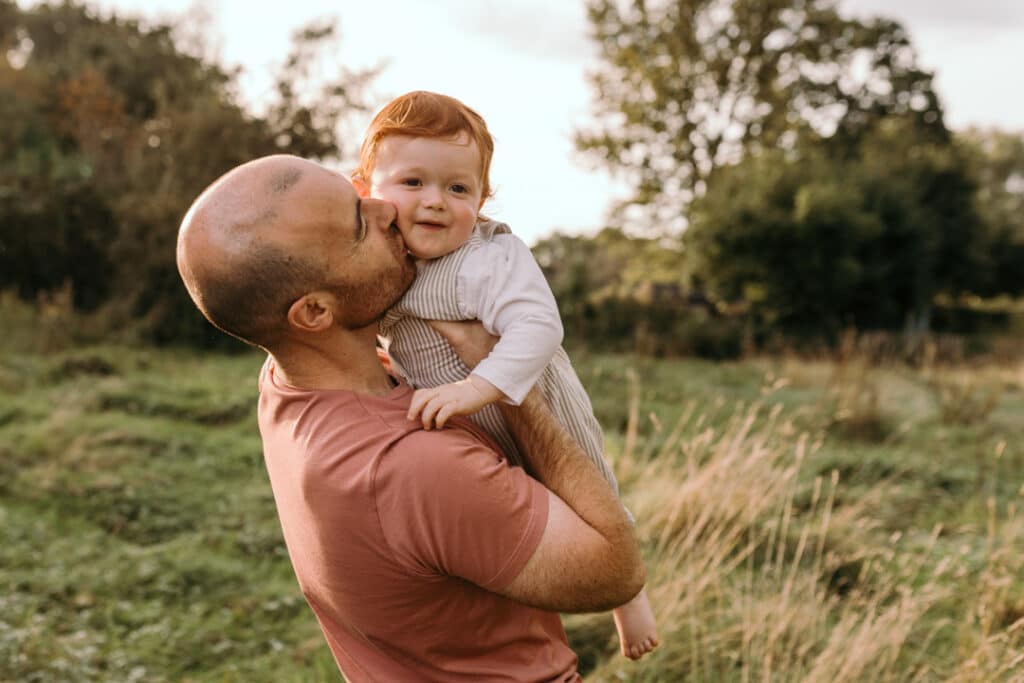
[{"left": 176, "top": 155, "right": 645, "bottom": 681}]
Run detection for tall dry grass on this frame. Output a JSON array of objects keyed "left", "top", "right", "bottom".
[
  {"left": 946, "top": 499, "right": 1024, "bottom": 682},
  {"left": 568, "top": 377, "right": 1024, "bottom": 682}
]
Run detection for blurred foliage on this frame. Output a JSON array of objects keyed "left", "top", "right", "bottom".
[
  {"left": 533, "top": 228, "right": 684, "bottom": 332},
  {"left": 1, "top": 0, "right": 1021, "bottom": 350},
  {"left": 572, "top": 0, "right": 1024, "bottom": 341},
  {"left": 957, "top": 128, "right": 1024, "bottom": 297},
  {"left": 0, "top": 0, "right": 377, "bottom": 346},
  {"left": 684, "top": 118, "right": 989, "bottom": 337},
  {"left": 533, "top": 228, "right": 746, "bottom": 358},
  {"left": 576, "top": 0, "right": 946, "bottom": 231}
]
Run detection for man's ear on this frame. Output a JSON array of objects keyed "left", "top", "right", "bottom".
[
  {"left": 287, "top": 293, "right": 335, "bottom": 332},
  {"left": 352, "top": 177, "right": 370, "bottom": 199}
]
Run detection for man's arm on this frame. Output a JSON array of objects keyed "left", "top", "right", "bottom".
[
  {"left": 499, "top": 392, "right": 645, "bottom": 612},
  {"left": 429, "top": 320, "right": 645, "bottom": 613}
]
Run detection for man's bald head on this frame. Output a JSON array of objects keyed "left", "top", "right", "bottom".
[{"left": 177, "top": 155, "right": 328, "bottom": 348}]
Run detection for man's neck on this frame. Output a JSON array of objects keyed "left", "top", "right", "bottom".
[{"left": 270, "top": 326, "right": 395, "bottom": 396}]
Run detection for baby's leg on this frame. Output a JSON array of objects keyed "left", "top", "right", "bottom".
[{"left": 612, "top": 587, "right": 659, "bottom": 660}]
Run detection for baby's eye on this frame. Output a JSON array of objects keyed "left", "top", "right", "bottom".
[
  {"left": 402, "top": 178, "right": 422, "bottom": 187},
  {"left": 450, "top": 184, "right": 467, "bottom": 194}
]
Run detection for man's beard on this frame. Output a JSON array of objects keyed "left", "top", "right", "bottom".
[{"left": 330, "top": 257, "right": 415, "bottom": 331}]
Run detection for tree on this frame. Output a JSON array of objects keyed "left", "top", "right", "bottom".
[
  {"left": 684, "top": 119, "right": 986, "bottom": 337},
  {"left": 575, "top": 0, "right": 945, "bottom": 231},
  {"left": 0, "top": 1, "right": 378, "bottom": 345},
  {"left": 532, "top": 228, "right": 701, "bottom": 352},
  {"left": 957, "top": 128, "right": 1024, "bottom": 297}
]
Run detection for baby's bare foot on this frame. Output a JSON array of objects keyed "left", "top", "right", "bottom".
[{"left": 612, "top": 588, "right": 659, "bottom": 660}]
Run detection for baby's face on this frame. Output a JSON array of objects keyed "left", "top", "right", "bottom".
[{"left": 368, "top": 133, "right": 483, "bottom": 260}]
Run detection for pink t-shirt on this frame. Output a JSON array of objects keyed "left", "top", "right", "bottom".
[{"left": 257, "top": 358, "right": 580, "bottom": 682}]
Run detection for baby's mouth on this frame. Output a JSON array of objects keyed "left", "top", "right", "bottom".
[{"left": 415, "top": 220, "right": 446, "bottom": 229}]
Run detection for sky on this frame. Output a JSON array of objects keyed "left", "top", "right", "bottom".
[{"left": 39, "top": 0, "right": 1024, "bottom": 245}]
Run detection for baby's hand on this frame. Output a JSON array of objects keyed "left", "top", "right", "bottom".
[{"left": 407, "top": 375, "right": 505, "bottom": 430}]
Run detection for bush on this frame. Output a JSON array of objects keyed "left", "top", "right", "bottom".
[
  {"left": 926, "top": 371, "right": 1003, "bottom": 426},
  {"left": 670, "top": 316, "right": 744, "bottom": 360}
]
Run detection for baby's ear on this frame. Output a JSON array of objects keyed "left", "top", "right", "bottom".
[{"left": 352, "top": 177, "right": 370, "bottom": 198}]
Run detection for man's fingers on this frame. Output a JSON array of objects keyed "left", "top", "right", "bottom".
[
  {"left": 426, "top": 320, "right": 467, "bottom": 346},
  {"left": 427, "top": 320, "right": 498, "bottom": 367}
]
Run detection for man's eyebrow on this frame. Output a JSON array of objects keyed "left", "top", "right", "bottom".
[{"left": 354, "top": 198, "right": 365, "bottom": 242}]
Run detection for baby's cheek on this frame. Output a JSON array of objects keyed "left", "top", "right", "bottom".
[
  {"left": 368, "top": 184, "right": 393, "bottom": 201},
  {"left": 398, "top": 225, "right": 418, "bottom": 244},
  {"left": 371, "top": 186, "right": 411, "bottom": 224}
]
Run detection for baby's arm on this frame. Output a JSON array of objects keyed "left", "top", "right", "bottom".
[{"left": 408, "top": 232, "right": 563, "bottom": 429}]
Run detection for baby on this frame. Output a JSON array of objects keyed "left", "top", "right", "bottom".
[{"left": 353, "top": 91, "right": 658, "bottom": 660}]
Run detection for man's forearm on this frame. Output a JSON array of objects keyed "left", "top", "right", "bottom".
[
  {"left": 500, "top": 392, "right": 644, "bottom": 597},
  {"left": 427, "top": 319, "right": 645, "bottom": 610}
]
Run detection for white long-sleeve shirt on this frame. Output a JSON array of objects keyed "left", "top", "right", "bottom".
[
  {"left": 378, "top": 220, "right": 617, "bottom": 491},
  {"left": 453, "top": 227, "right": 563, "bottom": 404}
]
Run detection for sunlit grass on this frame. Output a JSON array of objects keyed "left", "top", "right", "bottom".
[{"left": 1, "top": 339, "right": 1022, "bottom": 681}]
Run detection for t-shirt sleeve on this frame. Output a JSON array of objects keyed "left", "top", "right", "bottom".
[
  {"left": 374, "top": 427, "right": 549, "bottom": 591},
  {"left": 456, "top": 234, "right": 564, "bottom": 405}
]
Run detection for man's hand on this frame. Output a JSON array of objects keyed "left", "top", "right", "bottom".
[
  {"left": 427, "top": 320, "right": 498, "bottom": 368},
  {"left": 407, "top": 375, "right": 506, "bottom": 429}
]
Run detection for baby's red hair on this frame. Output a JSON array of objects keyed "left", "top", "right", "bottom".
[{"left": 354, "top": 91, "right": 495, "bottom": 203}]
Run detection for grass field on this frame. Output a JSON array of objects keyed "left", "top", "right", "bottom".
[{"left": 1, "top": 337, "right": 1022, "bottom": 681}]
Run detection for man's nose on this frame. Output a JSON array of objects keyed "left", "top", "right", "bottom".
[{"left": 363, "top": 197, "right": 397, "bottom": 228}]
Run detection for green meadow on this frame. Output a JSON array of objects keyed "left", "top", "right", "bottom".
[{"left": 2, "top": 335, "right": 1022, "bottom": 681}]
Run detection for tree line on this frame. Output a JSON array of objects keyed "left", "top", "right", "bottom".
[
  {"left": 2, "top": 0, "right": 1022, "bottom": 353},
  {"left": 0, "top": 0, "right": 376, "bottom": 347},
  {"left": 563, "top": 0, "right": 1024, "bottom": 350}
]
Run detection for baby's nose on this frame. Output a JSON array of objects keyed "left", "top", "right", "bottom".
[{"left": 421, "top": 186, "right": 445, "bottom": 208}]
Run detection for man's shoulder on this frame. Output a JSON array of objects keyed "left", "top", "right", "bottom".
[
  {"left": 382, "top": 420, "right": 501, "bottom": 472},
  {"left": 373, "top": 423, "right": 522, "bottom": 515},
  {"left": 258, "top": 362, "right": 418, "bottom": 441},
  {"left": 374, "top": 422, "right": 543, "bottom": 538}
]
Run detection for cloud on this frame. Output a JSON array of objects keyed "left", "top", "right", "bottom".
[
  {"left": 841, "top": 0, "right": 1024, "bottom": 33},
  {"left": 452, "top": 0, "right": 1024, "bottom": 62},
  {"left": 447, "top": 0, "right": 595, "bottom": 62},
  {"left": 450, "top": 0, "right": 1024, "bottom": 63}
]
